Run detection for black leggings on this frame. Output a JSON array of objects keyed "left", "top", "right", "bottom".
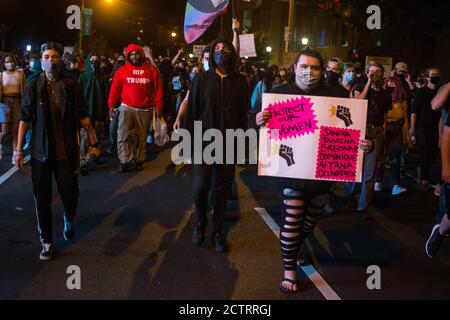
[{"left": 279, "top": 179, "right": 331, "bottom": 271}]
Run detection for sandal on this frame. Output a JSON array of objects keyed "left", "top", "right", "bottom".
[
  {"left": 280, "top": 277, "right": 299, "bottom": 293},
  {"left": 297, "top": 250, "right": 309, "bottom": 266}
]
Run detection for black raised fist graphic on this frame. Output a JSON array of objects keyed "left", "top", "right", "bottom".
[
  {"left": 280, "top": 145, "right": 295, "bottom": 167},
  {"left": 336, "top": 105, "right": 353, "bottom": 127}
]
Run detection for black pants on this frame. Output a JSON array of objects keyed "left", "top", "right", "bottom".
[
  {"left": 192, "top": 164, "right": 235, "bottom": 233},
  {"left": 384, "top": 120, "right": 404, "bottom": 186},
  {"left": 417, "top": 127, "right": 439, "bottom": 182},
  {"left": 31, "top": 158, "right": 79, "bottom": 244}
]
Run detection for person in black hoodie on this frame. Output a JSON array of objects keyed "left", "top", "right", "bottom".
[
  {"left": 183, "top": 37, "right": 250, "bottom": 253},
  {"left": 256, "top": 48, "right": 373, "bottom": 293}
]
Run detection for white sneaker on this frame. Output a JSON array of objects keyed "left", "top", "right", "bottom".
[
  {"left": 374, "top": 182, "right": 383, "bottom": 192},
  {"left": 392, "top": 185, "right": 407, "bottom": 196},
  {"left": 12, "top": 151, "right": 16, "bottom": 166},
  {"left": 434, "top": 184, "right": 441, "bottom": 197}
]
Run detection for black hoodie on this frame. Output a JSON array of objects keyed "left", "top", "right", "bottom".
[{"left": 183, "top": 37, "right": 250, "bottom": 135}]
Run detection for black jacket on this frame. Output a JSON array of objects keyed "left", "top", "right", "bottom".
[
  {"left": 183, "top": 38, "right": 250, "bottom": 135},
  {"left": 20, "top": 73, "right": 89, "bottom": 164}
]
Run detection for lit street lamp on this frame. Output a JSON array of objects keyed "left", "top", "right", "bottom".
[
  {"left": 266, "top": 46, "right": 272, "bottom": 53},
  {"left": 302, "top": 37, "right": 309, "bottom": 46}
]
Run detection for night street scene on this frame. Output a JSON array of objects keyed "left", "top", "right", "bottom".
[{"left": 1, "top": 0, "right": 450, "bottom": 309}]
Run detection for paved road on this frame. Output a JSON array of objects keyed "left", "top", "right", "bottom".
[{"left": 0, "top": 143, "right": 449, "bottom": 300}]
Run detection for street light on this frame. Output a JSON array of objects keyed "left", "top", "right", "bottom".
[
  {"left": 171, "top": 32, "right": 177, "bottom": 38},
  {"left": 189, "top": 53, "right": 194, "bottom": 59},
  {"left": 26, "top": 45, "right": 31, "bottom": 52},
  {"left": 301, "top": 37, "right": 309, "bottom": 45},
  {"left": 266, "top": 46, "right": 272, "bottom": 53}
]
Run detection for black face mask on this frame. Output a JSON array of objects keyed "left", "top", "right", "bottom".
[
  {"left": 324, "top": 70, "right": 340, "bottom": 87},
  {"left": 430, "top": 76, "right": 441, "bottom": 85},
  {"left": 90, "top": 61, "right": 101, "bottom": 73}
]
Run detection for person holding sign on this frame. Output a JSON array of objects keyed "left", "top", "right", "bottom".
[{"left": 256, "top": 48, "right": 373, "bottom": 293}]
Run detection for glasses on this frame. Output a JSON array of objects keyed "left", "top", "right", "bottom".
[{"left": 299, "top": 64, "right": 321, "bottom": 72}]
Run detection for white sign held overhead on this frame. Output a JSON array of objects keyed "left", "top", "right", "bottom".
[
  {"left": 365, "top": 56, "right": 393, "bottom": 78},
  {"left": 63, "top": 47, "right": 75, "bottom": 55},
  {"left": 239, "top": 34, "right": 257, "bottom": 58},
  {"left": 193, "top": 45, "right": 208, "bottom": 58}
]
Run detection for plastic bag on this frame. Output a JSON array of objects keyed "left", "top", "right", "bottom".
[{"left": 154, "top": 116, "right": 169, "bottom": 147}]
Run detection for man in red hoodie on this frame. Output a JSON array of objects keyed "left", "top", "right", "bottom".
[{"left": 108, "top": 44, "right": 164, "bottom": 172}]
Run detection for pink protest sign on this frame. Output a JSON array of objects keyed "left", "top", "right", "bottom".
[
  {"left": 266, "top": 96, "right": 318, "bottom": 141},
  {"left": 315, "top": 126, "right": 361, "bottom": 182}
]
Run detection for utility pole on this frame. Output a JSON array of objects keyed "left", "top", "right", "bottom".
[
  {"left": 284, "top": 0, "right": 295, "bottom": 53},
  {"left": 79, "top": 0, "right": 85, "bottom": 52}
]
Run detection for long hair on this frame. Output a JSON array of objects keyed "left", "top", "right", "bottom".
[
  {"left": 389, "top": 76, "right": 408, "bottom": 103},
  {"left": 1, "top": 53, "right": 19, "bottom": 72}
]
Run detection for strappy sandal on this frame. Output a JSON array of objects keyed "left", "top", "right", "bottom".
[{"left": 280, "top": 278, "right": 299, "bottom": 293}]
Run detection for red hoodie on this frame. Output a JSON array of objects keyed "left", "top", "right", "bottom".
[{"left": 108, "top": 44, "right": 164, "bottom": 110}]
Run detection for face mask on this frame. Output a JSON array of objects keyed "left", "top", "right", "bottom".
[
  {"left": 90, "top": 61, "right": 101, "bottom": 72},
  {"left": 372, "top": 72, "right": 383, "bottom": 82},
  {"left": 203, "top": 60, "right": 209, "bottom": 72},
  {"left": 214, "top": 50, "right": 233, "bottom": 73},
  {"left": 344, "top": 72, "right": 354, "bottom": 83},
  {"left": 29, "top": 61, "right": 35, "bottom": 69},
  {"left": 429, "top": 76, "right": 440, "bottom": 85},
  {"left": 324, "top": 70, "right": 340, "bottom": 86},
  {"left": 296, "top": 68, "right": 321, "bottom": 87},
  {"left": 5, "top": 62, "right": 14, "bottom": 71},
  {"left": 41, "top": 60, "right": 61, "bottom": 76}
]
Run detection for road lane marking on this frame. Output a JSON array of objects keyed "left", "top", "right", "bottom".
[
  {"left": 254, "top": 207, "right": 342, "bottom": 300},
  {"left": 0, "top": 156, "right": 30, "bottom": 185}
]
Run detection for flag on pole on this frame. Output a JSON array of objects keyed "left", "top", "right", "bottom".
[{"left": 184, "top": 0, "right": 229, "bottom": 44}]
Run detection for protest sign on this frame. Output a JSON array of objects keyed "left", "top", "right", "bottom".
[{"left": 258, "top": 93, "right": 368, "bottom": 182}]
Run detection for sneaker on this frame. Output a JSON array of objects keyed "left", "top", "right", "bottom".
[
  {"left": 192, "top": 223, "right": 206, "bottom": 246},
  {"left": 434, "top": 184, "right": 441, "bottom": 197},
  {"left": 80, "top": 165, "right": 90, "bottom": 176},
  {"left": 374, "top": 182, "right": 383, "bottom": 192},
  {"left": 63, "top": 217, "right": 75, "bottom": 242},
  {"left": 425, "top": 224, "right": 444, "bottom": 258},
  {"left": 119, "top": 162, "right": 132, "bottom": 173},
  {"left": 392, "top": 185, "right": 407, "bottom": 196},
  {"left": 134, "top": 161, "right": 144, "bottom": 171},
  {"left": 211, "top": 232, "right": 228, "bottom": 252},
  {"left": 12, "top": 151, "right": 16, "bottom": 166},
  {"left": 323, "top": 203, "right": 336, "bottom": 215},
  {"left": 39, "top": 243, "right": 54, "bottom": 261}
]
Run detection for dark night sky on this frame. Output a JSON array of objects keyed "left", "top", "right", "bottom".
[{"left": 0, "top": 0, "right": 187, "bottom": 53}]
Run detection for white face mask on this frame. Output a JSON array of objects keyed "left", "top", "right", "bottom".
[
  {"left": 29, "top": 61, "right": 36, "bottom": 69},
  {"left": 5, "top": 62, "right": 14, "bottom": 71}
]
